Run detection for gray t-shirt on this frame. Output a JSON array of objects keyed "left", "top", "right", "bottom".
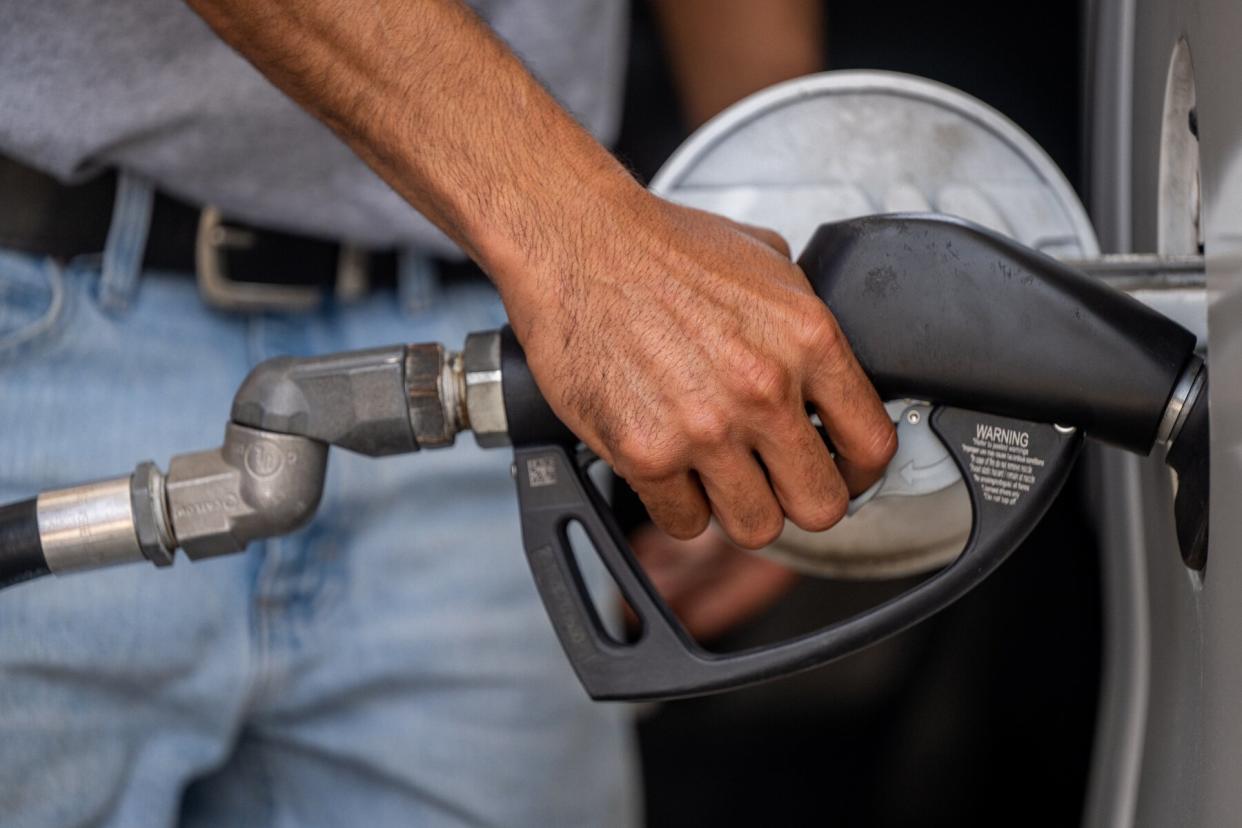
[{"left": 0, "top": 1, "right": 628, "bottom": 253}]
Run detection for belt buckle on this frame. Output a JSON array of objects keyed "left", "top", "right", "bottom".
[{"left": 195, "top": 207, "right": 324, "bottom": 313}]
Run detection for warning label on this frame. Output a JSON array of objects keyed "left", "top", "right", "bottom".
[{"left": 960, "top": 423, "right": 1045, "bottom": 506}]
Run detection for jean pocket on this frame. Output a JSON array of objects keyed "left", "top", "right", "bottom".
[{"left": 0, "top": 250, "right": 66, "bottom": 361}]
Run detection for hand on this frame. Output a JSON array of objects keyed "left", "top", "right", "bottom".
[
  {"left": 500, "top": 188, "right": 897, "bottom": 550},
  {"left": 187, "top": 0, "right": 892, "bottom": 550},
  {"left": 627, "top": 523, "right": 797, "bottom": 642}
]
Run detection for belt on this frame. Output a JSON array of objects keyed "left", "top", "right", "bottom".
[{"left": 0, "top": 155, "right": 482, "bottom": 312}]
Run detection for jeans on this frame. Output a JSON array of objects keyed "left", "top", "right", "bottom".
[{"left": 0, "top": 176, "right": 637, "bottom": 827}]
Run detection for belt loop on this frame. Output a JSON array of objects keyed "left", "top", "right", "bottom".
[
  {"left": 398, "top": 250, "right": 437, "bottom": 316},
  {"left": 98, "top": 171, "right": 154, "bottom": 312}
]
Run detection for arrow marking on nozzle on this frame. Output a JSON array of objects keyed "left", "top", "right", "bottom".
[{"left": 898, "top": 458, "right": 952, "bottom": 488}]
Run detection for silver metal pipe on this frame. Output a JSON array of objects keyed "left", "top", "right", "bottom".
[
  {"left": 36, "top": 476, "right": 146, "bottom": 573},
  {"left": 1064, "top": 253, "right": 1206, "bottom": 291}
]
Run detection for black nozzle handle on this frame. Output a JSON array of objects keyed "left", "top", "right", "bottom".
[
  {"left": 515, "top": 409, "right": 1081, "bottom": 700},
  {"left": 0, "top": 498, "right": 48, "bottom": 590},
  {"left": 494, "top": 213, "right": 1202, "bottom": 699},
  {"left": 799, "top": 214, "right": 1199, "bottom": 454}
]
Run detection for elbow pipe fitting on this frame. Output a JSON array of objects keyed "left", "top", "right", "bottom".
[
  {"left": 171, "top": 335, "right": 510, "bottom": 561},
  {"left": 18, "top": 423, "right": 329, "bottom": 574},
  {"left": 165, "top": 423, "right": 328, "bottom": 560}
]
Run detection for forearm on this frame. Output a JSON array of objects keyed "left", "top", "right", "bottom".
[
  {"left": 650, "top": 0, "right": 824, "bottom": 127},
  {"left": 185, "top": 0, "right": 641, "bottom": 296},
  {"left": 186, "top": 0, "right": 896, "bottom": 551}
]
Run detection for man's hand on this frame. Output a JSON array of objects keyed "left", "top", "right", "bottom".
[
  {"left": 501, "top": 191, "right": 896, "bottom": 549},
  {"left": 186, "top": 0, "right": 896, "bottom": 548}
]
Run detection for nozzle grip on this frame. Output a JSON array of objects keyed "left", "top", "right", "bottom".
[
  {"left": 499, "top": 215, "right": 1200, "bottom": 454},
  {"left": 498, "top": 213, "right": 1197, "bottom": 699},
  {"left": 799, "top": 214, "right": 1199, "bottom": 453},
  {"left": 515, "top": 408, "right": 1081, "bottom": 700}
]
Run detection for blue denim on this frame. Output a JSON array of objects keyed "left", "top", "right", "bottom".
[{"left": 0, "top": 180, "right": 637, "bottom": 827}]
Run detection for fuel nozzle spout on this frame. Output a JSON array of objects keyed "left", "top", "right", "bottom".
[{"left": 1163, "top": 360, "right": 1209, "bottom": 569}]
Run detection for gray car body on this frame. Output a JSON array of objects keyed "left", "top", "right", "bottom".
[{"left": 1086, "top": 0, "right": 1239, "bottom": 824}]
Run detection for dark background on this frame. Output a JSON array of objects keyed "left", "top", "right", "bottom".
[{"left": 613, "top": 1, "right": 1101, "bottom": 825}]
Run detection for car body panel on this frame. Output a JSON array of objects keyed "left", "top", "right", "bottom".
[{"left": 1087, "top": 0, "right": 1240, "bottom": 824}]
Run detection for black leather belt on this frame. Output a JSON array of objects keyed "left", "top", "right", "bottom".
[{"left": 0, "top": 155, "right": 484, "bottom": 312}]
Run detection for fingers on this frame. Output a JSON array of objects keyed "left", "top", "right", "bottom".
[
  {"left": 697, "top": 451, "right": 785, "bottom": 550},
  {"left": 671, "top": 549, "right": 797, "bottom": 642},
  {"left": 627, "top": 524, "right": 798, "bottom": 642},
  {"left": 623, "top": 307, "right": 892, "bottom": 538},
  {"left": 629, "top": 470, "right": 712, "bottom": 541},
  {"left": 629, "top": 522, "right": 720, "bottom": 604},
  {"left": 799, "top": 310, "right": 896, "bottom": 494},
  {"left": 626, "top": 309, "right": 890, "bottom": 539},
  {"left": 633, "top": 428, "right": 848, "bottom": 546},
  {"left": 723, "top": 218, "right": 792, "bottom": 258},
  {"left": 755, "top": 412, "right": 850, "bottom": 531},
  {"left": 720, "top": 220, "right": 891, "bottom": 499}
]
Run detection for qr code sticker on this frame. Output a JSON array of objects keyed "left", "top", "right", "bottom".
[{"left": 526, "top": 456, "right": 559, "bottom": 488}]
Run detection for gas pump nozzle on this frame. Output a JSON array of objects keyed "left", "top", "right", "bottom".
[{"left": 0, "top": 214, "right": 1211, "bottom": 700}]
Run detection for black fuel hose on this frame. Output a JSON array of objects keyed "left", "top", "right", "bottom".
[{"left": 0, "top": 498, "right": 49, "bottom": 589}]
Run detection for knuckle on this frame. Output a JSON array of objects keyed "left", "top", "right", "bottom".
[
  {"left": 795, "top": 303, "right": 845, "bottom": 357},
  {"left": 614, "top": 434, "right": 679, "bottom": 481},
  {"left": 729, "top": 347, "right": 791, "bottom": 406},
  {"left": 680, "top": 406, "right": 731, "bottom": 447},
  {"left": 747, "top": 359, "right": 791, "bottom": 405},
  {"left": 769, "top": 233, "right": 792, "bottom": 258},
  {"left": 752, "top": 227, "right": 791, "bottom": 257}
]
